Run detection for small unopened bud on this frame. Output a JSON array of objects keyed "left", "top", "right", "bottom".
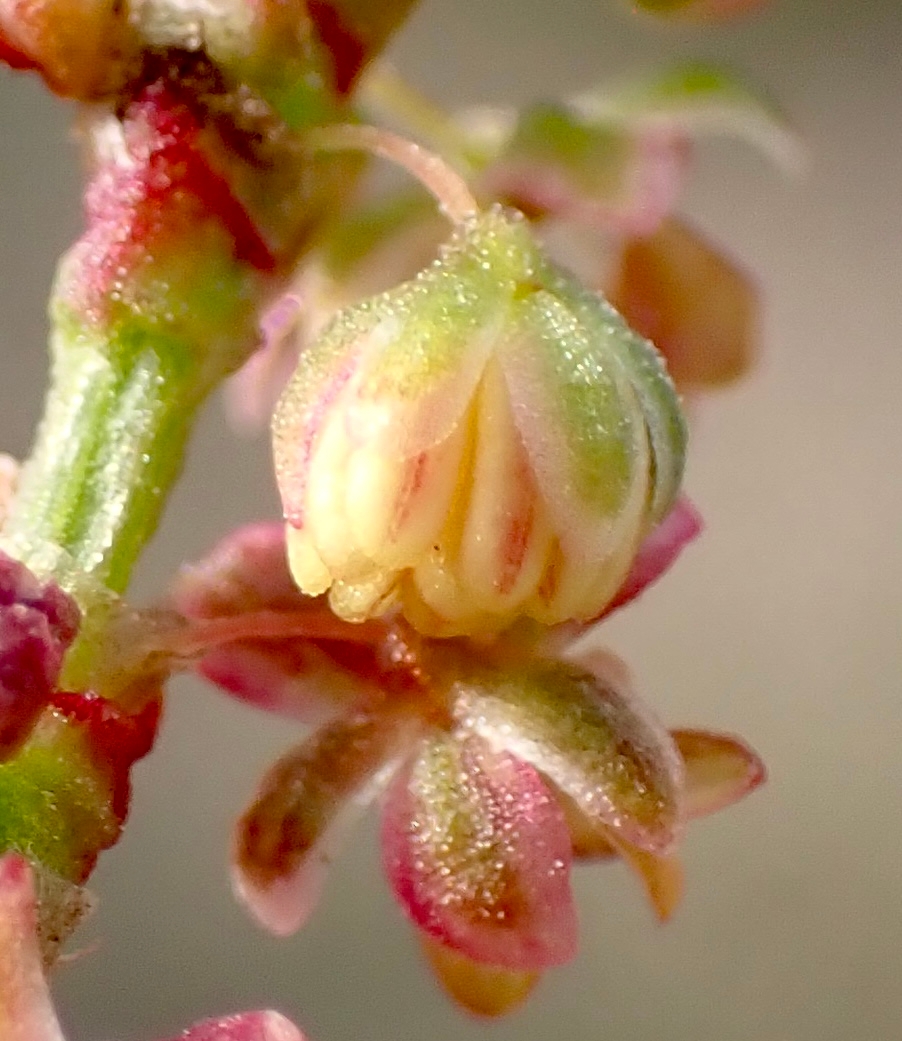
[
  {"left": 273, "top": 207, "right": 686, "bottom": 636},
  {"left": 0, "top": 552, "right": 80, "bottom": 760}
]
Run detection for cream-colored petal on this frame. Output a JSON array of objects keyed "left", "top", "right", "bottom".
[
  {"left": 346, "top": 422, "right": 466, "bottom": 570},
  {"left": 456, "top": 364, "right": 554, "bottom": 613},
  {"left": 328, "top": 572, "right": 399, "bottom": 623},
  {"left": 285, "top": 527, "right": 332, "bottom": 596},
  {"left": 303, "top": 401, "right": 354, "bottom": 573}
]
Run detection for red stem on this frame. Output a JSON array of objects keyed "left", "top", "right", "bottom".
[{"left": 165, "top": 608, "right": 388, "bottom": 657}]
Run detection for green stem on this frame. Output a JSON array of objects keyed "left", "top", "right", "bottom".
[
  {"left": 4, "top": 324, "right": 212, "bottom": 601},
  {"left": 304, "top": 122, "right": 478, "bottom": 223}
]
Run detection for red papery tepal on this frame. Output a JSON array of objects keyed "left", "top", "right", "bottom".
[{"left": 609, "top": 218, "right": 757, "bottom": 390}]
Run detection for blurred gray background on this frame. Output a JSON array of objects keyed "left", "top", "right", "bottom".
[{"left": 2, "top": 1, "right": 901, "bottom": 1038}]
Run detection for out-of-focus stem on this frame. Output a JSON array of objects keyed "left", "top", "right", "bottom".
[{"left": 305, "top": 123, "right": 479, "bottom": 224}]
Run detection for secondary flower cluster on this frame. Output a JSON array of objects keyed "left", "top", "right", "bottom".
[
  {"left": 0, "top": 135, "right": 767, "bottom": 1018},
  {"left": 170, "top": 173, "right": 767, "bottom": 1012}
]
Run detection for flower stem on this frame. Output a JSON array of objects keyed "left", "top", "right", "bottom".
[
  {"left": 166, "top": 609, "right": 388, "bottom": 658},
  {"left": 304, "top": 123, "right": 479, "bottom": 224},
  {"left": 360, "top": 64, "right": 478, "bottom": 172}
]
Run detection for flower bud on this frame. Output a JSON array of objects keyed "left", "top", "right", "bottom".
[
  {"left": 0, "top": 552, "right": 80, "bottom": 761},
  {"left": 0, "top": 0, "right": 136, "bottom": 98},
  {"left": 273, "top": 207, "right": 686, "bottom": 636}
]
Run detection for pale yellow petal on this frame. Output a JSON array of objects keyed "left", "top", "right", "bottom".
[
  {"left": 285, "top": 527, "right": 332, "bottom": 596},
  {"left": 456, "top": 364, "right": 554, "bottom": 612}
]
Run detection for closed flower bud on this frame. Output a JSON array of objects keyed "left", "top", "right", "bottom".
[{"left": 273, "top": 207, "right": 686, "bottom": 637}]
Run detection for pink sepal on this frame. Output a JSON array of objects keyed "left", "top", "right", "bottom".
[
  {"left": 195, "top": 642, "right": 363, "bottom": 726},
  {"left": 560, "top": 723, "right": 765, "bottom": 857},
  {"left": 452, "top": 654, "right": 685, "bottom": 855},
  {"left": 601, "top": 497, "right": 702, "bottom": 618},
  {"left": 485, "top": 125, "right": 688, "bottom": 238},
  {"left": 172, "top": 523, "right": 301, "bottom": 620},
  {"left": 609, "top": 218, "right": 757, "bottom": 390},
  {"left": 382, "top": 733, "right": 578, "bottom": 970},
  {"left": 172, "top": 522, "right": 380, "bottom": 723}
]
